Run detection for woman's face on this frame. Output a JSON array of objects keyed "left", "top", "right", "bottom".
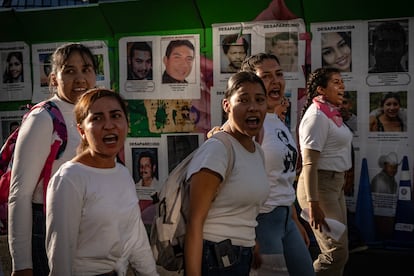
[
  {"left": 79, "top": 96, "right": 128, "bottom": 161},
  {"left": 254, "top": 58, "right": 286, "bottom": 112},
  {"left": 383, "top": 97, "right": 401, "bottom": 119},
  {"left": 8, "top": 55, "right": 23, "bottom": 80},
  {"left": 318, "top": 73, "right": 345, "bottom": 107},
  {"left": 322, "top": 32, "right": 352, "bottom": 72},
  {"left": 223, "top": 81, "right": 267, "bottom": 138},
  {"left": 51, "top": 51, "right": 96, "bottom": 104}
]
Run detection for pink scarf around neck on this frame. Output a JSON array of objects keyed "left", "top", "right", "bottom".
[{"left": 312, "top": 96, "right": 343, "bottom": 127}]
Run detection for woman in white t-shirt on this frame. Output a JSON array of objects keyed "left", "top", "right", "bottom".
[
  {"left": 240, "top": 53, "right": 315, "bottom": 276},
  {"left": 184, "top": 71, "right": 269, "bottom": 276},
  {"left": 297, "top": 67, "right": 353, "bottom": 276},
  {"left": 9, "top": 43, "right": 97, "bottom": 276},
  {"left": 46, "top": 89, "right": 158, "bottom": 276}
]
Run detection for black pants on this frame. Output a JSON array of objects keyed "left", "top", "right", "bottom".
[{"left": 32, "top": 203, "right": 49, "bottom": 276}]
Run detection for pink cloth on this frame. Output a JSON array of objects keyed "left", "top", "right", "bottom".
[
  {"left": 254, "top": 0, "right": 298, "bottom": 21},
  {"left": 254, "top": 0, "right": 311, "bottom": 75},
  {"left": 312, "top": 96, "right": 343, "bottom": 127}
]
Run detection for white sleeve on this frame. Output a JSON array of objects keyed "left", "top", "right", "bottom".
[
  {"left": 8, "top": 108, "right": 54, "bottom": 271},
  {"left": 300, "top": 112, "right": 329, "bottom": 152},
  {"left": 128, "top": 214, "right": 159, "bottom": 276},
  {"left": 46, "top": 168, "right": 83, "bottom": 276}
]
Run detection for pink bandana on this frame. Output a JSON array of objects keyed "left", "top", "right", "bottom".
[{"left": 312, "top": 96, "right": 343, "bottom": 127}]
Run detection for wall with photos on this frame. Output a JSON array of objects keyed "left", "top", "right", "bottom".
[{"left": 0, "top": 0, "right": 413, "bottom": 245}]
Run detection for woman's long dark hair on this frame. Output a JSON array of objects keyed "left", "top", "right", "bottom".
[{"left": 299, "top": 67, "right": 340, "bottom": 121}]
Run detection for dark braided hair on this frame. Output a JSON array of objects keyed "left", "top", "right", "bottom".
[{"left": 299, "top": 67, "right": 341, "bottom": 121}]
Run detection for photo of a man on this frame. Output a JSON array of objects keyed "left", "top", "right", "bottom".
[
  {"left": 127, "top": 41, "right": 153, "bottom": 80},
  {"left": 266, "top": 32, "right": 298, "bottom": 72},
  {"left": 220, "top": 34, "right": 250, "bottom": 73},
  {"left": 162, "top": 39, "right": 195, "bottom": 83},
  {"left": 135, "top": 150, "right": 159, "bottom": 189},
  {"left": 368, "top": 20, "right": 408, "bottom": 73},
  {"left": 167, "top": 134, "right": 199, "bottom": 172}
]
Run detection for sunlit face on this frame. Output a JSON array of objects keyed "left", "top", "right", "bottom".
[
  {"left": 254, "top": 58, "right": 286, "bottom": 112},
  {"left": 321, "top": 32, "right": 351, "bottom": 72},
  {"left": 79, "top": 96, "right": 128, "bottom": 161},
  {"left": 51, "top": 52, "right": 96, "bottom": 104},
  {"left": 129, "top": 49, "right": 152, "bottom": 80},
  {"left": 223, "top": 82, "right": 267, "bottom": 138},
  {"left": 318, "top": 73, "right": 345, "bottom": 107},
  {"left": 139, "top": 156, "right": 155, "bottom": 181},
  {"left": 163, "top": 45, "right": 194, "bottom": 81},
  {"left": 382, "top": 97, "right": 400, "bottom": 119},
  {"left": 226, "top": 45, "right": 247, "bottom": 69},
  {"left": 8, "top": 55, "right": 23, "bottom": 81}
]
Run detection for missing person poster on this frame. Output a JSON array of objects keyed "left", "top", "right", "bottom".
[
  {"left": 212, "top": 19, "right": 306, "bottom": 88},
  {"left": 119, "top": 34, "right": 201, "bottom": 100},
  {"left": 31, "top": 40, "right": 111, "bottom": 103},
  {"left": 0, "top": 41, "right": 32, "bottom": 101}
]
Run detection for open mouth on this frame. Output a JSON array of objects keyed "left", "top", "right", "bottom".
[
  {"left": 103, "top": 134, "right": 118, "bottom": 144},
  {"left": 73, "top": 87, "right": 88, "bottom": 93},
  {"left": 268, "top": 89, "right": 281, "bottom": 100},
  {"left": 246, "top": 116, "right": 261, "bottom": 127}
]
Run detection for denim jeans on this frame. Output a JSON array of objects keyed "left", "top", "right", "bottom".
[
  {"left": 32, "top": 203, "right": 49, "bottom": 276},
  {"left": 200, "top": 239, "right": 253, "bottom": 276},
  {"left": 255, "top": 206, "right": 315, "bottom": 276}
]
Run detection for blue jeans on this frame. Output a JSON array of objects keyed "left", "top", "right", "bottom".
[
  {"left": 200, "top": 239, "right": 253, "bottom": 276},
  {"left": 32, "top": 203, "right": 49, "bottom": 276},
  {"left": 256, "top": 206, "right": 315, "bottom": 276}
]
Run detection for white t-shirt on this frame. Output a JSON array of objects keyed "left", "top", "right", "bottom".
[
  {"left": 186, "top": 134, "right": 269, "bottom": 247},
  {"left": 260, "top": 113, "right": 297, "bottom": 213},
  {"left": 46, "top": 162, "right": 158, "bottom": 276},
  {"left": 299, "top": 104, "right": 352, "bottom": 172}
]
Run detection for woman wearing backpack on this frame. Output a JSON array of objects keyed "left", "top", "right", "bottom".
[
  {"left": 184, "top": 71, "right": 270, "bottom": 276},
  {"left": 8, "top": 43, "right": 97, "bottom": 276}
]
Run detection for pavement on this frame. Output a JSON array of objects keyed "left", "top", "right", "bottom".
[{"left": 309, "top": 242, "right": 414, "bottom": 276}]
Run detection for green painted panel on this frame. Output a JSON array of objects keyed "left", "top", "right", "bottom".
[
  {"left": 13, "top": 5, "right": 111, "bottom": 44},
  {"left": 0, "top": 9, "right": 25, "bottom": 41}
]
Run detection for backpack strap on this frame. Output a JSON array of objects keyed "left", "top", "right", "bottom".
[
  {"left": 30, "top": 101, "right": 67, "bottom": 210},
  {"left": 34, "top": 101, "right": 68, "bottom": 159},
  {"left": 209, "top": 131, "right": 235, "bottom": 190}
]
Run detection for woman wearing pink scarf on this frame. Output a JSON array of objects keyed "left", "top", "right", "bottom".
[{"left": 296, "top": 68, "right": 353, "bottom": 276}]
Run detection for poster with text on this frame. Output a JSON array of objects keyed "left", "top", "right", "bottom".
[
  {"left": 31, "top": 40, "right": 111, "bottom": 103},
  {"left": 366, "top": 18, "right": 412, "bottom": 88},
  {"left": 0, "top": 41, "right": 32, "bottom": 101},
  {"left": 124, "top": 137, "right": 164, "bottom": 201},
  {"left": 0, "top": 110, "right": 26, "bottom": 144},
  {"left": 212, "top": 19, "right": 306, "bottom": 88},
  {"left": 311, "top": 20, "right": 365, "bottom": 86},
  {"left": 159, "top": 133, "right": 204, "bottom": 176},
  {"left": 119, "top": 35, "right": 200, "bottom": 100}
]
